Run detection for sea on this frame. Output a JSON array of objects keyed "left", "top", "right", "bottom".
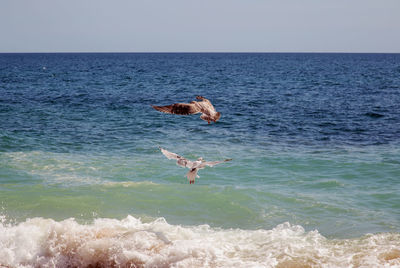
[{"left": 0, "top": 53, "right": 399, "bottom": 267}]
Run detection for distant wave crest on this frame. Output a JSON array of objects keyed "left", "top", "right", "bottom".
[{"left": 1, "top": 215, "right": 399, "bottom": 267}]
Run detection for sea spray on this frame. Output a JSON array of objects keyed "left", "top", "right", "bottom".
[{"left": 1, "top": 215, "right": 399, "bottom": 267}]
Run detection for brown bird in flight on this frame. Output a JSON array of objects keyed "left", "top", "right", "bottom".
[
  {"left": 159, "top": 147, "right": 232, "bottom": 184},
  {"left": 152, "top": 96, "right": 221, "bottom": 124}
]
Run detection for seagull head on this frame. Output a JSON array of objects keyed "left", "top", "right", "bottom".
[{"left": 197, "top": 157, "right": 204, "bottom": 161}]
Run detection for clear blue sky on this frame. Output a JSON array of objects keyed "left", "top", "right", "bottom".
[{"left": 1, "top": 0, "right": 399, "bottom": 52}]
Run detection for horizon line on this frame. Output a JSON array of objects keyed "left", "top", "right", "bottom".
[{"left": 1, "top": 51, "right": 400, "bottom": 54}]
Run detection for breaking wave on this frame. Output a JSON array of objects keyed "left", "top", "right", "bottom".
[{"left": 1, "top": 215, "right": 399, "bottom": 267}]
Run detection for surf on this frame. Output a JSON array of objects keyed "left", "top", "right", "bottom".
[{"left": 1, "top": 215, "right": 399, "bottom": 267}]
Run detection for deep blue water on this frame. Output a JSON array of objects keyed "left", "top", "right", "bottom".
[
  {"left": 2, "top": 53, "right": 400, "bottom": 154},
  {"left": 1, "top": 53, "right": 400, "bottom": 267}
]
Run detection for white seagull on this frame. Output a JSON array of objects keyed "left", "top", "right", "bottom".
[
  {"left": 152, "top": 96, "right": 221, "bottom": 124},
  {"left": 159, "top": 147, "right": 232, "bottom": 184}
]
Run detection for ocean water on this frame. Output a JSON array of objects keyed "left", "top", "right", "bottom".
[{"left": 0, "top": 53, "right": 400, "bottom": 267}]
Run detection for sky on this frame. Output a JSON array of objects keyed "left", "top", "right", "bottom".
[{"left": 1, "top": 0, "right": 400, "bottom": 53}]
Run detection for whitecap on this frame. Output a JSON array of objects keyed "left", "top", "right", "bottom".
[{"left": 0, "top": 215, "right": 399, "bottom": 267}]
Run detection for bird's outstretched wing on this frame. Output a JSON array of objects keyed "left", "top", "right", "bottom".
[
  {"left": 200, "top": 158, "right": 232, "bottom": 168},
  {"left": 152, "top": 103, "right": 200, "bottom": 115},
  {"left": 196, "top": 96, "right": 213, "bottom": 110},
  {"left": 196, "top": 96, "right": 209, "bottom": 102},
  {"left": 159, "top": 147, "right": 180, "bottom": 160},
  {"left": 196, "top": 96, "right": 218, "bottom": 117},
  {"left": 159, "top": 147, "right": 192, "bottom": 168}
]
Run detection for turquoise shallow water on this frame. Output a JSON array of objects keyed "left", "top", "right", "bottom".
[
  {"left": 1, "top": 145, "right": 399, "bottom": 238},
  {"left": 1, "top": 53, "right": 400, "bottom": 267}
]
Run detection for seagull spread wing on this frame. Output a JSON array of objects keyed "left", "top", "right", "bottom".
[
  {"left": 152, "top": 103, "right": 200, "bottom": 115},
  {"left": 196, "top": 96, "right": 214, "bottom": 110},
  {"left": 152, "top": 96, "right": 221, "bottom": 123},
  {"left": 159, "top": 147, "right": 180, "bottom": 160},
  {"left": 199, "top": 159, "right": 232, "bottom": 168},
  {"left": 196, "top": 96, "right": 221, "bottom": 123},
  {"left": 159, "top": 147, "right": 193, "bottom": 168}
]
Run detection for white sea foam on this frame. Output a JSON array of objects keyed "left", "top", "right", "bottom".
[
  {"left": 2, "top": 151, "right": 110, "bottom": 185},
  {"left": 103, "top": 181, "right": 158, "bottom": 187},
  {"left": 0, "top": 215, "right": 399, "bottom": 268}
]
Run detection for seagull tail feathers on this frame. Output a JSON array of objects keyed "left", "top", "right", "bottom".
[{"left": 186, "top": 168, "right": 199, "bottom": 184}]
